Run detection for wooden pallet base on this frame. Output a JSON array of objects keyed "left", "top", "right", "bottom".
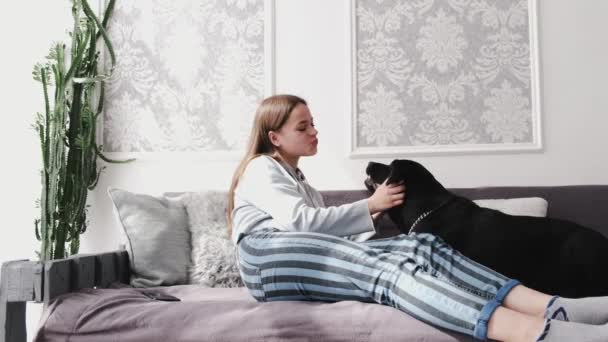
[{"left": 0, "top": 250, "right": 129, "bottom": 342}]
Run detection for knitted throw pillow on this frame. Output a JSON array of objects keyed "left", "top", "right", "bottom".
[{"left": 182, "top": 190, "right": 243, "bottom": 288}]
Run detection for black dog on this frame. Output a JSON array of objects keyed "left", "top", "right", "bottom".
[{"left": 365, "top": 159, "right": 608, "bottom": 298}]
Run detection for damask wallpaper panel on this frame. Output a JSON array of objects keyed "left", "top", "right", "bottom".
[
  {"left": 350, "top": 0, "right": 542, "bottom": 156},
  {"left": 101, "top": 0, "right": 274, "bottom": 156}
]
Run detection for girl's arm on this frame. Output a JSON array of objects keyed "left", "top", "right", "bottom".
[{"left": 236, "top": 157, "right": 375, "bottom": 237}]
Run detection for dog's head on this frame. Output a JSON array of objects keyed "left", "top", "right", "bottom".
[
  {"left": 364, "top": 161, "right": 392, "bottom": 192},
  {"left": 365, "top": 159, "right": 444, "bottom": 193},
  {"left": 365, "top": 159, "right": 452, "bottom": 228}
]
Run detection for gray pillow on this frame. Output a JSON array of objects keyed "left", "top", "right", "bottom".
[
  {"left": 107, "top": 187, "right": 191, "bottom": 287},
  {"left": 181, "top": 190, "right": 243, "bottom": 288}
]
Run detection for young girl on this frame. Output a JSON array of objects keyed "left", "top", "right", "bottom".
[{"left": 227, "top": 94, "right": 608, "bottom": 342}]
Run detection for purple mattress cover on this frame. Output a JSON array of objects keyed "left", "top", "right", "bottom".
[{"left": 34, "top": 283, "right": 476, "bottom": 342}]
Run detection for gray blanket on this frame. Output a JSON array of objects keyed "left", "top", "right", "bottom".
[{"left": 34, "top": 284, "right": 476, "bottom": 341}]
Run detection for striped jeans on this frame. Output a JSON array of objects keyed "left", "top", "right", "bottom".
[{"left": 236, "top": 228, "right": 520, "bottom": 340}]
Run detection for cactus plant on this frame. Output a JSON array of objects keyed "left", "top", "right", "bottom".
[{"left": 32, "top": 0, "right": 134, "bottom": 261}]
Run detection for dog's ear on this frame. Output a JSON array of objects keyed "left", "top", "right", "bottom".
[{"left": 385, "top": 162, "right": 401, "bottom": 185}]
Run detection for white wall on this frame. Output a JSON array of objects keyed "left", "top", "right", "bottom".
[
  {"left": 0, "top": 1, "right": 73, "bottom": 339},
  {"left": 1, "top": 1, "right": 607, "bottom": 340}
]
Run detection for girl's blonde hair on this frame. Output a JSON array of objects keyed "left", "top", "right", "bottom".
[{"left": 226, "top": 94, "right": 307, "bottom": 236}]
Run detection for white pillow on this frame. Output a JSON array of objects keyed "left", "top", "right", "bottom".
[{"left": 473, "top": 197, "right": 548, "bottom": 217}]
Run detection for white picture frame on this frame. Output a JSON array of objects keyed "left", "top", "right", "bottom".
[
  {"left": 349, "top": 0, "right": 542, "bottom": 158},
  {"left": 96, "top": 0, "right": 276, "bottom": 162}
]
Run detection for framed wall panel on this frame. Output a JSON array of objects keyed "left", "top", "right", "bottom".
[
  {"left": 99, "top": 0, "right": 275, "bottom": 160},
  {"left": 350, "top": 0, "right": 542, "bottom": 157}
]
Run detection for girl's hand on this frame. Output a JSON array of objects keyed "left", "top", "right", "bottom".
[{"left": 367, "top": 179, "right": 405, "bottom": 214}]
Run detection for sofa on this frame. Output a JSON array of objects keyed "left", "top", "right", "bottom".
[{"left": 2, "top": 185, "right": 607, "bottom": 342}]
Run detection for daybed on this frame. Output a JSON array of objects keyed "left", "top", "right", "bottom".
[{"left": 1, "top": 185, "right": 607, "bottom": 342}]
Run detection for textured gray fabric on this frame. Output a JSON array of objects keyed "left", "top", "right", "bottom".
[
  {"left": 181, "top": 190, "right": 243, "bottom": 288},
  {"left": 107, "top": 187, "right": 191, "bottom": 287}
]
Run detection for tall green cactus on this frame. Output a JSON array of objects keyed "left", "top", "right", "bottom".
[{"left": 32, "top": 0, "right": 134, "bottom": 261}]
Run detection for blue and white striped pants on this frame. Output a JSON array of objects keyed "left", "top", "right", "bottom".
[{"left": 236, "top": 228, "right": 520, "bottom": 340}]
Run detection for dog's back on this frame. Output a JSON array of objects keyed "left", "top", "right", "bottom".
[{"left": 409, "top": 193, "right": 608, "bottom": 297}]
